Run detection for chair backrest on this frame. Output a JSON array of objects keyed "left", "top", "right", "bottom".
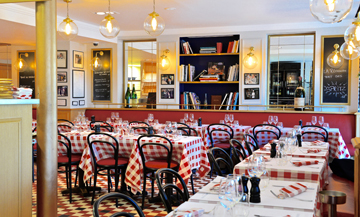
[
  {"left": 301, "top": 125, "right": 329, "bottom": 142},
  {"left": 207, "top": 123, "right": 234, "bottom": 147},
  {"left": 207, "top": 147, "right": 234, "bottom": 177},
  {"left": 90, "top": 121, "right": 114, "bottom": 132},
  {"left": 58, "top": 124, "right": 72, "bottom": 133},
  {"left": 243, "top": 133, "right": 259, "bottom": 156},
  {"left": 177, "top": 122, "right": 190, "bottom": 128},
  {"left": 86, "top": 132, "right": 119, "bottom": 167},
  {"left": 58, "top": 133, "right": 73, "bottom": 162},
  {"left": 177, "top": 126, "right": 198, "bottom": 136},
  {"left": 155, "top": 168, "right": 190, "bottom": 213},
  {"left": 58, "top": 119, "right": 74, "bottom": 126},
  {"left": 229, "top": 139, "right": 246, "bottom": 165},
  {"left": 252, "top": 124, "right": 281, "bottom": 146},
  {"left": 137, "top": 135, "right": 174, "bottom": 169},
  {"left": 131, "top": 126, "right": 150, "bottom": 135},
  {"left": 129, "top": 121, "right": 150, "bottom": 127},
  {"left": 93, "top": 192, "right": 145, "bottom": 217}
]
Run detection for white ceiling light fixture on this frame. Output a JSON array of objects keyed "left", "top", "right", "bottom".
[
  {"left": 309, "top": 0, "right": 353, "bottom": 23},
  {"left": 144, "top": 0, "right": 165, "bottom": 36},
  {"left": 99, "top": 0, "right": 120, "bottom": 39},
  {"left": 58, "top": 0, "right": 78, "bottom": 40}
]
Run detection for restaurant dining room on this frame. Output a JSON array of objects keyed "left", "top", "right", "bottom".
[{"left": 1, "top": 0, "right": 360, "bottom": 217}]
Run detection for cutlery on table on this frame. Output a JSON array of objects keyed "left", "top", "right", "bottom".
[{"left": 270, "top": 190, "right": 313, "bottom": 202}]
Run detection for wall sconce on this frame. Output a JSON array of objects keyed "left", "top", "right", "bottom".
[
  {"left": 243, "top": 47, "right": 258, "bottom": 69},
  {"left": 91, "top": 51, "right": 103, "bottom": 71},
  {"left": 58, "top": 0, "right": 78, "bottom": 40},
  {"left": 16, "top": 53, "right": 28, "bottom": 72},
  {"left": 309, "top": 0, "right": 353, "bottom": 23},
  {"left": 160, "top": 49, "right": 170, "bottom": 70},
  {"left": 340, "top": 37, "right": 360, "bottom": 60},
  {"left": 327, "top": 44, "right": 344, "bottom": 68}
]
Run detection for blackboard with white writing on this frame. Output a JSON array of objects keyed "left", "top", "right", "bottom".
[
  {"left": 92, "top": 49, "right": 111, "bottom": 102},
  {"left": 321, "top": 36, "right": 349, "bottom": 104},
  {"left": 18, "top": 51, "right": 35, "bottom": 99}
]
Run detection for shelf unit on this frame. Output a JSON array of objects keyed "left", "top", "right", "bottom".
[{"left": 179, "top": 35, "right": 240, "bottom": 109}]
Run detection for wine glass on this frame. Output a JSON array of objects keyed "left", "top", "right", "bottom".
[
  {"left": 171, "top": 122, "right": 177, "bottom": 135},
  {"left": 184, "top": 113, "right": 189, "bottom": 124},
  {"left": 224, "top": 114, "right": 230, "bottom": 125},
  {"left": 189, "top": 113, "right": 194, "bottom": 123},
  {"left": 218, "top": 175, "right": 235, "bottom": 213},
  {"left": 268, "top": 116, "right": 274, "bottom": 125},
  {"left": 311, "top": 116, "right": 317, "bottom": 126},
  {"left": 106, "top": 117, "right": 111, "bottom": 123},
  {"left": 115, "top": 112, "right": 120, "bottom": 122},
  {"left": 220, "top": 120, "right": 225, "bottom": 124},
  {"left": 165, "top": 121, "right": 171, "bottom": 136},
  {"left": 273, "top": 116, "right": 278, "bottom": 126},
  {"left": 247, "top": 154, "right": 265, "bottom": 178},
  {"left": 148, "top": 113, "right": 154, "bottom": 124},
  {"left": 111, "top": 112, "right": 115, "bottom": 122},
  {"left": 229, "top": 114, "right": 234, "bottom": 125},
  {"left": 260, "top": 169, "right": 270, "bottom": 190},
  {"left": 319, "top": 116, "right": 324, "bottom": 127}
]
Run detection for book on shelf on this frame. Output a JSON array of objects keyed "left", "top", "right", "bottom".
[
  {"left": 227, "top": 63, "right": 239, "bottom": 81},
  {"left": 219, "top": 93, "right": 228, "bottom": 110},
  {"left": 182, "top": 91, "right": 200, "bottom": 109},
  {"left": 226, "top": 92, "right": 233, "bottom": 110},
  {"left": 227, "top": 40, "right": 239, "bottom": 53},
  {"left": 181, "top": 40, "right": 193, "bottom": 54},
  {"left": 233, "top": 92, "right": 239, "bottom": 110},
  {"left": 199, "top": 74, "right": 219, "bottom": 82},
  {"left": 179, "top": 64, "right": 195, "bottom": 81},
  {"left": 217, "top": 92, "right": 239, "bottom": 110},
  {"left": 211, "top": 95, "right": 222, "bottom": 109},
  {"left": 200, "top": 47, "right": 216, "bottom": 54}
]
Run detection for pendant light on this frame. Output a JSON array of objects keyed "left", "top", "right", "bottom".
[
  {"left": 58, "top": 0, "right": 78, "bottom": 40},
  {"left": 99, "top": 0, "right": 120, "bottom": 39},
  {"left": 243, "top": 47, "right": 258, "bottom": 69},
  {"left": 144, "top": 0, "right": 165, "bottom": 36},
  {"left": 327, "top": 44, "right": 344, "bottom": 68},
  {"left": 160, "top": 49, "right": 170, "bottom": 70},
  {"left": 91, "top": 51, "right": 103, "bottom": 71},
  {"left": 309, "top": 0, "right": 353, "bottom": 23},
  {"left": 340, "top": 37, "right": 360, "bottom": 60},
  {"left": 344, "top": 12, "right": 360, "bottom": 49},
  {"left": 16, "top": 53, "right": 28, "bottom": 72}
]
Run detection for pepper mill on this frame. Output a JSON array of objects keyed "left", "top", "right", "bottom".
[
  {"left": 94, "top": 124, "right": 100, "bottom": 133},
  {"left": 148, "top": 126, "right": 154, "bottom": 135},
  {"left": 270, "top": 142, "right": 277, "bottom": 158},
  {"left": 297, "top": 133, "right": 302, "bottom": 147},
  {"left": 241, "top": 174, "right": 249, "bottom": 202},
  {"left": 198, "top": 117, "right": 202, "bottom": 126},
  {"left": 91, "top": 115, "right": 95, "bottom": 122},
  {"left": 299, "top": 119, "right": 303, "bottom": 127},
  {"left": 250, "top": 176, "right": 261, "bottom": 203}
]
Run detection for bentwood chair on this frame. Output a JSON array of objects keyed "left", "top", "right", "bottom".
[
  {"left": 207, "top": 123, "right": 234, "bottom": 150},
  {"left": 89, "top": 121, "right": 114, "bottom": 132},
  {"left": 129, "top": 121, "right": 150, "bottom": 127},
  {"left": 87, "top": 132, "right": 129, "bottom": 205},
  {"left": 93, "top": 192, "right": 145, "bottom": 217},
  {"left": 58, "top": 119, "right": 74, "bottom": 126},
  {"left": 177, "top": 126, "right": 198, "bottom": 136},
  {"left": 252, "top": 124, "right": 281, "bottom": 147},
  {"left": 207, "top": 147, "right": 234, "bottom": 177},
  {"left": 58, "top": 124, "right": 72, "bottom": 133},
  {"left": 155, "top": 168, "right": 190, "bottom": 213},
  {"left": 58, "top": 133, "right": 82, "bottom": 203},
  {"left": 137, "top": 134, "right": 180, "bottom": 209},
  {"left": 301, "top": 125, "right": 329, "bottom": 142},
  {"left": 243, "top": 133, "right": 260, "bottom": 156},
  {"left": 229, "top": 139, "right": 247, "bottom": 165}
]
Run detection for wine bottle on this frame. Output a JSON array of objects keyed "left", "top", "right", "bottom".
[
  {"left": 125, "top": 84, "right": 131, "bottom": 108},
  {"left": 294, "top": 76, "right": 305, "bottom": 111},
  {"left": 131, "top": 84, "right": 137, "bottom": 106},
  {"left": 203, "top": 93, "right": 208, "bottom": 109}
]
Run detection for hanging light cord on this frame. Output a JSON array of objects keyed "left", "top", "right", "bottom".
[
  {"left": 153, "top": 0, "right": 155, "bottom": 12},
  {"left": 108, "top": 0, "right": 111, "bottom": 13},
  {"left": 66, "top": 1, "right": 69, "bottom": 18}
]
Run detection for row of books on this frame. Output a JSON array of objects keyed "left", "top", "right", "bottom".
[
  {"left": 199, "top": 47, "right": 216, "bottom": 53},
  {"left": 180, "top": 91, "right": 239, "bottom": 110},
  {"left": 227, "top": 40, "right": 239, "bottom": 53},
  {"left": 219, "top": 92, "right": 239, "bottom": 110},
  {"left": 227, "top": 64, "right": 239, "bottom": 81},
  {"left": 179, "top": 64, "right": 196, "bottom": 81},
  {"left": 181, "top": 40, "right": 194, "bottom": 54},
  {"left": 199, "top": 74, "right": 219, "bottom": 82},
  {"left": 181, "top": 91, "right": 200, "bottom": 109}
]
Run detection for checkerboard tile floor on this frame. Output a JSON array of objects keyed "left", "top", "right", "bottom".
[{"left": 32, "top": 165, "right": 215, "bottom": 217}]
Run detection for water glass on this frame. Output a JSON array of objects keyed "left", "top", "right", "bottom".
[
  {"left": 184, "top": 113, "right": 189, "bottom": 123},
  {"left": 233, "top": 120, "right": 239, "bottom": 126},
  {"left": 180, "top": 119, "right": 184, "bottom": 123},
  {"left": 148, "top": 113, "right": 154, "bottom": 123},
  {"left": 153, "top": 119, "right": 159, "bottom": 125},
  {"left": 229, "top": 114, "right": 234, "bottom": 125},
  {"left": 247, "top": 155, "right": 265, "bottom": 177},
  {"left": 259, "top": 169, "right": 270, "bottom": 190},
  {"left": 311, "top": 116, "right": 317, "bottom": 126},
  {"left": 277, "top": 122, "right": 283, "bottom": 128},
  {"left": 268, "top": 115, "right": 274, "bottom": 125},
  {"left": 106, "top": 117, "right": 111, "bottom": 123},
  {"left": 306, "top": 122, "right": 311, "bottom": 126},
  {"left": 115, "top": 112, "right": 119, "bottom": 119},
  {"left": 220, "top": 120, "right": 225, "bottom": 124},
  {"left": 323, "top": 123, "right": 330, "bottom": 129},
  {"left": 319, "top": 116, "right": 324, "bottom": 126},
  {"left": 225, "top": 114, "right": 230, "bottom": 124},
  {"left": 273, "top": 116, "right": 278, "bottom": 125},
  {"left": 263, "top": 121, "right": 268, "bottom": 125},
  {"left": 189, "top": 113, "right": 194, "bottom": 122}
]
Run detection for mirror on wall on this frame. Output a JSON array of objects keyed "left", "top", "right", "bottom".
[
  {"left": 0, "top": 43, "right": 11, "bottom": 78},
  {"left": 268, "top": 34, "right": 314, "bottom": 108}
]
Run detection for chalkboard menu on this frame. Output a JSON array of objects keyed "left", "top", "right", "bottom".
[
  {"left": 92, "top": 49, "right": 111, "bottom": 102},
  {"left": 18, "top": 51, "right": 36, "bottom": 99},
  {"left": 321, "top": 36, "right": 350, "bottom": 105}
]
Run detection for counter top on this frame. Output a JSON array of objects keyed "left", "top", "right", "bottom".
[{"left": 0, "top": 99, "right": 39, "bottom": 105}]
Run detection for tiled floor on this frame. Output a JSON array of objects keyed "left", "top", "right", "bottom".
[{"left": 31, "top": 165, "right": 214, "bottom": 217}]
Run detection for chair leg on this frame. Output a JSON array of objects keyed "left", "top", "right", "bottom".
[
  {"left": 151, "top": 172, "right": 155, "bottom": 199},
  {"left": 65, "top": 166, "right": 69, "bottom": 189},
  {"left": 74, "top": 165, "right": 78, "bottom": 187},
  {"left": 68, "top": 166, "right": 72, "bottom": 203},
  {"left": 142, "top": 172, "right": 147, "bottom": 209},
  {"left": 107, "top": 169, "right": 111, "bottom": 193},
  {"left": 190, "top": 174, "right": 195, "bottom": 195},
  {"left": 91, "top": 172, "right": 98, "bottom": 205}
]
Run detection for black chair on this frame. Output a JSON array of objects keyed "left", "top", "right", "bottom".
[
  {"left": 229, "top": 139, "right": 246, "bottom": 165},
  {"left": 177, "top": 126, "right": 198, "bottom": 136},
  {"left": 207, "top": 147, "right": 234, "bottom": 177},
  {"left": 252, "top": 124, "right": 281, "bottom": 147},
  {"left": 93, "top": 192, "right": 145, "bottom": 217},
  {"left": 243, "top": 133, "right": 260, "bottom": 156},
  {"left": 90, "top": 121, "right": 114, "bottom": 132},
  {"left": 129, "top": 121, "right": 150, "bottom": 127},
  {"left": 87, "top": 132, "right": 129, "bottom": 205},
  {"left": 58, "top": 124, "right": 72, "bottom": 133},
  {"left": 58, "top": 133, "right": 82, "bottom": 203},
  {"left": 301, "top": 125, "right": 329, "bottom": 142},
  {"left": 58, "top": 119, "right": 74, "bottom": 126},
  {"left": 131, "top": 126, "right": 151, "bottom": 135},
  {"left": 32, "top": 130, "right": 37, "bottom": 183},
  {"left": 137, "top": 134, "right": 180, "bottom": 209},
  {"left": 207, "top": 123, "right": 234, "bottom": 150},
  {"left": 155, "top": 168, "right": 190, "bottom": 213}
]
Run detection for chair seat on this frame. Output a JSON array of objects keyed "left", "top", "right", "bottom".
[
  {"left": 58, "top": 154, "right": 82, "bottom": 163},
  {"left": 145, "top": 159, "right": 179, "bottom": 169},
  {"left": 97, "top": 157, "right": 128, "bottom": 166},
  {"left": 214, "top": 142, "right": 231, "bottom": 149}
]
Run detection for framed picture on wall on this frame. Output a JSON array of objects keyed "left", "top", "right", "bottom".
[
  {"left": 244, "top": 88, "right": 259, "bottom": 100},
  {"left": 57, "top": 50, "right": 67, "bottom": 69},
  {"left": 58, "top": 99, "right": 67, "bottom": 106},
  {"left": 73, "top": 50, "right": 84, "bottom": 69},
  {"left": 57, "top": 71, "right": 67, "bottom": 83},
  {"left": 244, "top": 73, "right": 259, "bottom": 85},
  {"left": 72, "top": 70, "right": 85, "bottom": 98},
  {"left": 72, "top": 101, "right": 78, "bottom": 106},
  {"left": 57, "top": 85, "right": 68, "bottom": 97},
  {"left": 161, "top": 88, "right": 174, "bottom": 99},
  {"left": 79, "top": 100, "right": 85, "bottom": 106},
  {"left": 161, "top": 74, "right": 175, "bottom": 85}
]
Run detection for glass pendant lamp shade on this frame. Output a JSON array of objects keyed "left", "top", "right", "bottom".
[
  {"left": 344, "top": 13, "right": 360, "bottom": 49},
  {"left": 340, "top": 40, "right": 360, "bottom": 60},
  {"left": 99, "top": 14, "right": 120, "bottom": 39},
  {"left": 15, "top": 53, "right": 28, "bottom": 72},
  {"left": 144, "top": 0, "right": 165, "bottom": 36},
  {"left": 160, "top": 49, "right": 170, "bottom": 70},
  {"left": 92, "top": 51, "right": 103, "bottom": 71},
  {"left": 327, "top": 44, "right": 344, "bottom": 68},
  {"left": 309, "top": 0, "right": 353, "bottom": 23},
  {"left": 58, "top": 0, "right": 78, "bottom": 40},
  {"left": 243, "top": 47, "right": 258, "bottom": 69}
]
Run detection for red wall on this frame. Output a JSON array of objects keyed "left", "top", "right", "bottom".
[{"left": 85, "top": 109, "right": 355, "bottom": 145}]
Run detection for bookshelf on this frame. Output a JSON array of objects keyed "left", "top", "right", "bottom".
[{"left": 179, "top": 35, "right": 240, "bottom": 109}]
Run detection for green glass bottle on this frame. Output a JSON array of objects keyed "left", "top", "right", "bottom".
[
  {"left": 203, "top": 93, "right": 208, "bottom": 109},
  {"left": 131, "top": 84, "right": 137, "bottom": 106},
  {"left": 125, "top": 84, "right": 131, "bottom": 108}
]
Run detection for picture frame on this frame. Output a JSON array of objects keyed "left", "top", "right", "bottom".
[
  {"left": 244, "top": 73, "right": 259, "bottom": 85},
  {"left": 73, "top": 50, "right": 84, "bottom": 69},
  {"left": 244, "top": 88, "right": 259, "bottom": 100},
  {"left": 79, "top": 100, "right": 85, "bottom": 106},
  {"left": 57, "top": 50, "right": 67, "bottom": 69},
  {"left": 57, "top": 71, "right": 67, "bottom": 83},
  {"left": 72, "top": 70, "right": 85, "bottom": 98},
  {"left": 57, "top": 99, "right": 67, "bottom": 106},
  {"left": 161, "top": 74, "right": 175, "bottom": 85},
  {"left": 161, "top": 88, "right": 174, "bottom": 99},
  {"left": 72, "top": 101, "right": 78, "bottom": 106},
  {"left": 320, "top": 35, "right": 350, "bottom": 105},
  {"left": 57, "top": 85, "right": 68, "bottom": 97}
]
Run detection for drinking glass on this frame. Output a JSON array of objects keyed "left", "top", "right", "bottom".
[
  {"left": 106, "top": 117, "right": 111, "bottom": 123},
  {"left": 218, "top": 175, "right": 235, "bottom": 212},
  {"left": 268, "top": 115, "right": 274, "bottom": 125},
  {"left": 184, "top": 113, "right": 189, "bottom": 123},
  {"left": 225, "top": 114, "right": 230, "bottom": 124},
  {"left": 180, "top": 119, "right": 184, "bottom": 123},
  {"left": 277, "top": 122, "right": 283, "bottom": 128},
  {"left": 115, "top": 112, "right": 119, "bottom": 119},
  {"left": 144, "top": 119, "right": 149, "bottom": 124},
  {"left": 259, "top": 169, "right": 270, "bottom": 190},
  {"left": 229, "top": 114, "right": 234, "bottom": 125},
  {"left": 311, "top": 116, "right": 317, "bottom": 126},
  {"left": 111, "top": 112, "right": 115, "bottom": 122},
  {"left": 233, "top": 120, "right": 239, "bottom": 126},
  {"left": 189, "top": 113, "right": 194, "bottom": 123},
  {"left": 171, "top": 122, "right": 177, "bottom": 133},
  {"left": 306, "top": 122, "right": 311, "bottom": 126},
  {"left": 118, "top": 118, "right": 123, "bottom": 125},
  {"left": 153, "top": 119, "right": 159, "bottom": 125},
  {"left": 319, "top": 116, "right": 324, "bottom": 126},
  {"left": 273, "top": 116, "right": 278, "bottom": 126},
  {"left": 220, "top": 120, "right": 225, "bottom": 124},
  {"left": 247, "top": 155, "right": 265, "bottom": 178},
  {"left": 323, "top": 123, "right": 330, "bottom": 130},
  {"left": 148, "top": 113, "right": 154, "bottom": 124},
  {"left": 165, "top": 121, "right": 172, "bottom": 136}
]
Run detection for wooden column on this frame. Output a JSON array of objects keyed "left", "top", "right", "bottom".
[
  {"left": 35, "top": 0, "right": 58, "bottom": 216},
  {"left": 351, "top": 137, "right": 360, "bottom": 217}
]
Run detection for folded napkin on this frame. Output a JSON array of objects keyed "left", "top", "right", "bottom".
[
  {"left": 279, "top": 182, "right": 308, "bottom": 198},
  {"left": 307, "top": 149, "right": 321, "bottom": 153},
  {"left": 292, "top": 160, "right": 319, "bottom": 167},
  {"left": 176, "top": 208, "right": 204, "bottom": 217},
  {"left": 312, "top": 140, "right": 326, "bottom": 145}
]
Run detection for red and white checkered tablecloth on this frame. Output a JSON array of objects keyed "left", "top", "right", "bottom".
[
  {"left": 125, "top": 136, "right": 210, "bottom": 194},
  {"left": 247, "top": 127, "right": 350, "bottom": 159}
]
